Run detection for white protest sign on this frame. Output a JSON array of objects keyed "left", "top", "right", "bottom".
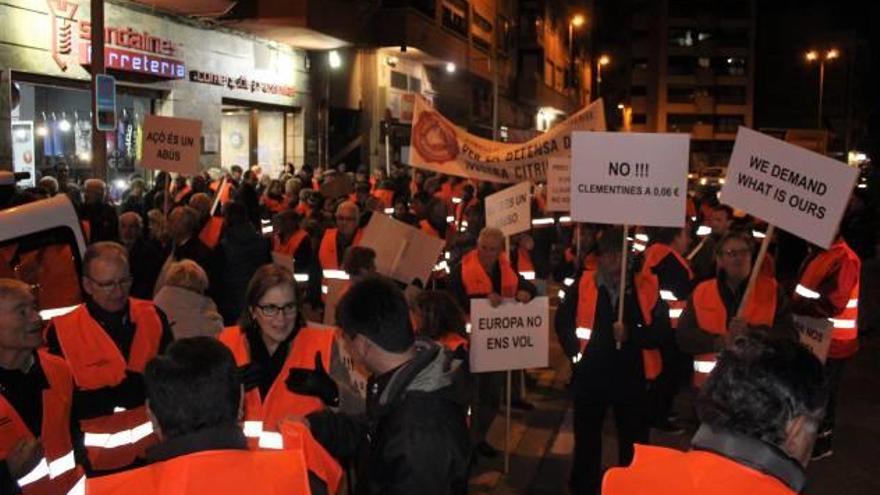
[
  {"left": 485, "top": 181, "right": 532, "bottom": 236},
  {"left": 469, "top": 297, "right": 549, "bottom": 373},
  {"left": 570, "top": 132, "right": 689, "bottom": 227},
  {"left": 359, "top": 213, "right": 445, "bottom": 287},
  {"left": 793, "top": 314, "right": 834, "bottom": 363},
  {"left": 546, "top": 157, "right": 570, "bottom": 212},
  {"left": 721, "top": 127, "right": 858, "bottom": 248},
  {"left": 142, "top": 115, "right": 202, "bottom": 175}
]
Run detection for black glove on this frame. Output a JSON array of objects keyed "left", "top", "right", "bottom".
[
  {"left": 285, "top": 352, "right": 339, "bottom": 407},
  {"left": 238, "top": 363, "right": 262, "bottom": 392}
]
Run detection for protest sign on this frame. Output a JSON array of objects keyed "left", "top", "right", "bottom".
[
  {"left": 722, "top": 127, "right": 858, "bottom": 248},
  {"left": 570, "top": 132, "right": 689, "bottom": 227},
  {"left": 546, "top": 157, "right": 570, "bottom": 212},
  {"left": 469, "top": 297, "right": 549, "bottom": 373},
  {"left": 142, "top": 115, "right": 201, "bottom": 175},
  {"left": 793, "top": 315, "right": 834, "bottom": 363},
  {"left": 305, "top": 322, "right": 368, "bottom": 414},
  {"left": 485, "top": 181, "right": 532, "bottom": 237},
  {"left": 409, "top": 96, "right": 605, "bottom": 183},
  {"left": 359, "top": 213, "right": 445, "bottom": 287},
  {"left": 320, "top": 173, "right": 354, "bottom": 200}
]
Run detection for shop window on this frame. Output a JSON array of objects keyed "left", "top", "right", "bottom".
[{"left": 390, "top": 70, "right": 409, "bottom": 90}]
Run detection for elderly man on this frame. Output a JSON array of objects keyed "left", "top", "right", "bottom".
[
  {"left": 118, "top": 212, "right": 163, "bottom": 300},
  {"left": 45, "top": 242, "right": 173, "bottom": 474},
  {"left": 80, "top": 179, "right": 118, "bottom": 244},
  {"left": 0, "top": 279, "right": 84, "bottom": 495},
  {"left": 318, "top": 201, "right": 364, "bottom": 293},
  {"left": 37, "top": 176, "right": 59, "bottom": 197}
]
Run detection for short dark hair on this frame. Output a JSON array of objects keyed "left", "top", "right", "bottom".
[
  {"left": 145, "top": 337, "right": 241, "bottom": 439},
  {"left": 697, "top": 328, "right": 828, "bottom": 448},
  {"left": 231, "top": 165, "right": 243, "bottom": 174},
  {"left": 596, "top": 227, "right": 624, "bottom": 256},
  {"left": 342, "top": 246, "right": 376, "bottom": 277},
  {"left": 336, "top": 276, "right": 414, "bottom": 353},
  {"left": 411, "top": 290, "right": 467, "bottom": 340},
  {"left": 714, "top": 230, "right": 754, "bottom": 257},
  {"left": 646, "top": 226, "right": 681, "bottom": 245},
  {"left": 713, "top": 204, "right": 734, "bottom": 218}
]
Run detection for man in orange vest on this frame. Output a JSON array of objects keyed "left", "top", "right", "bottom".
[
  {"left": 555, "top": 228, "right": 668, "bottom": 495},
  {"left": 318, "top": 201, "right": 363, "bottom": 298},
  {"left": 78, "top": 337, "right": 313, "bottom": 494},
  {"left": 603, "top": 328, "right": 828, "bottom": 495},
  {"left": 676, "top": 231, "right": 795, "bottom": 388},
  {"left": 635, "top": 226, "right": 693, "bottom": 434},
  {"left": 689, "top": 204, "right": 735, "bottom": 282},
  {"left": 791, "top": 233, "right": 860, "bottom": 461},
  {"left": 45, "top": 242, "right": 173, "bottom": 474},
  {"left": 0, "top": 279, "right": 84, "bottom": 495}
]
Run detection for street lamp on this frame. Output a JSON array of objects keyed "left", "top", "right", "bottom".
[
  {"left": 568, "top": 14, "right": 586, "bottom": 60},
  {"left": 323, "top": 50, "right": 342, "bottom": 167},
  {"left": 805, "top": 48, "right": 839, "bottom": 129},
  {"left": 596, "top": 54, "right": 610, "bottom": 99}
]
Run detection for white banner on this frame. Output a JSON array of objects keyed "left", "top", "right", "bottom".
[
  {"left": 545, "top": 157, "right": 570, "bottom": 212},
  {"left": 793, "top": 314, "right": 834, "bottom": 363},
  {"left": 485, "top": 181, "right": 532, "bottom": 237},
  {"left": 722, "top": 127, "right": 858, "bottom": 248},
  {"left": 469, "top": 297, "right": 549, "bottom": 373},
  {"left": 409, "top": 96, "right": 605, "bottom": 183},
  {"left": 570, "top": 132, "right": 689, "bottom": 227}
]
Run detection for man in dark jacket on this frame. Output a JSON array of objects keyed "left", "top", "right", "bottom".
[
  {"left": 80, "top": 179, "right": 119, "bottom": 243},
  {"left": 235, "top": 170, "right": 261, "bottom": 229},
  {"left": 302, "top": 276, "right": 471, "bottom": 495}
]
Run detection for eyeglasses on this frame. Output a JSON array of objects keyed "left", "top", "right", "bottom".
[
  {"left": 87, "top": 276, "right": 133, "bottom": 292},
  {"left": 256, "top": 302, "right": 297, "bottom": 317},
  {"left": 721, "top": 248, "right": 751, "bottom": 258}
]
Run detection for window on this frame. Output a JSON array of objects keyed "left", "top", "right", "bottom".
[
  {"left": 472, "top": 36, "right": 491, "bottom": 52},
  {"left": 390, "top": 71, "right": 408, "bottom": 90},
  {"left": 715, "top": 57, "right": 746, "bottom": 76},
  {"left": 669, "top": 28, "right": 694, "bottom": 47},
  {"left": 667, "top": 113, "right": 699, "bottom": 132},
  {"left": 715, "top": 115, "right": 745, "bottom": 133},
  {"left": 409, "top": 76, "right": 422, "bottom": 93},
  {"left": 668, "top": 86, "right": 695, "bottom": 103},
  {"left": 632, "top": 113, "right": 647, "bottom": 124},
  {"left": 631, "top": 85, "right": 647, "bottom": 96},
  {"left": 632, "top": 57, "right": 649, "bottom": 71},
  {"left": 716, "top": 85, "right": 746, "bottom": 105},
  {"left": 697, "top": 57, "right": 711, "bottom": 68},
  {"left": 441, "top": 0, "right": 468, "bottom": 37},
  {"left": 667, "top": 56, "right": 695, "bottom": 75},
  {"left": 473, "top": 12, "right": 493, "bottom": 33}
]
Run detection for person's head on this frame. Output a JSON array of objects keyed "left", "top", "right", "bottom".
[
  {"left": 190, "top": 174, "right": 207, "bottom": 193},
  {"left": 596, "top": 227, "right": 624, "bottom": 286},
  {"left": 145, "top": 337, "right": 241, "bottom": 441},
  {"left": 335, "top": 201, "right": 360, "bottom": 238},
  {"left": 710, "top": 205, "right": 734, "bottom": 236},
  {"left": 274, "top": 209, "right": 302, "bottom": 238},
  {"left": 342, "top": 246, "right": 377, "bottom": 280},
  {"left": 393, "top": 198, "right": 408, "bottom": 217},
  {"left": 230, "top": 165, "right": 243, "bottom": 181},
  {"left": 461, "top": 184, "right": 475, "bottom": 203},
  {"left": 647, "top": 226, "right": 691, "bottom": 255},
  {"left": 477, "top": 227, "right": 505, "bottom": 270},
  {"left": 0, "top": 279, "right": 43, "bottom": 353},
  {"left": 222, "top": 201, "right": 250, "bottom": 230},
  {"left": 426, "top": 197, "right": 448, "bottom": 227},
  {"left": 240, "top": 265, "right": 302, "bottom": 351},
  {"left": 336, "top": 276, "right": 415, "bottom": 374},
  {"left": 168, "top": 206, "right": 201, "bottom": 244},
  {"left": 83, "top": 178, "right": 107, "bottom": 205},
  {"left": 410, "top": 290, "right": 466, "bottom": 340},
  {"left": 188, "top": 192, "right": 212, "bottom": 220},
  {"left": 243, "top": 170, "right": 258, "bottom": 186},
  {"left": 285, "top": 178, "right": 302, "bottom": 199},
  {"left": 411, "top": 192, "right": 431, "bottom": 218},
  {"left": 163, "top": 260, "right": 210, "bottom": 295},
  {"left": 129, "top": 177, "right": 146, "bottom": 197},
  {"left": 118, "top": 211, "right": 143, "bottom": 247},
  {"left": 38, "top": 176, "right": 59, "bottom": 196},
  {"left": 354, "top": 182, "right": 371, "bottom": 203},
  {"left": 147, "top": 209, "right": 166, "bottom": 240},
  {"left": 698, "top": 328, "right": 828, "bottom": 468},
  {"left": 715, "top": 230, "right": 754, "bottom": 283},
  {"left": 82, "top": 242, "right": 131, "bottom": 313}
]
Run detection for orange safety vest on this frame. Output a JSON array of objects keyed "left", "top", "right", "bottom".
[
  {"left": 272, "top": 230, "right": 308, "bottom": 257},
  {"left": 53, "top": 300, "right": 163, "bottom": 471},
  {"left": 198, "top": 217, "right": 224, "bottom": 250},
  {"left": 460, "top": 250, "right": 518, "bottom": 298},
  {"left": 318, "top": 228, "right": 364, "bottom": 272},
  {"left": 0, "top": 351, "right": 84, "bottom": 495},
  {"left": 794, "top": 240, "right": 861, "bottom": 359},
  {"left": 516, "top": 247, "right": 536, "bottom": 280},
  {"left": 83, "top": 447, "right": 312, "bottom": 495},
  {"left": 565, "top": 248, "right": 599, "bottom": 272},
  {"left": 81, "top": 220, "right": 91, "bottom": 244},
  {"left": 686, "top": 197, "right": 697, "bottom": 219},
  {"left": 0, "top": 244, "right": 82, "bottom": 310},
  {"left": 295, "top": 202, "right": 311, "bottom": 218},
  {"left": 690, "top": 277, "right": 776, "bottom": 387},
  {"left": 373, "top": 189, "right": 395, "bottom": 210},
  {"left": 261, "top": 196, "right": 286, "bottom": 215},
  {"left": 575, "top": 271, "right": 659, "bottom": 379},
  {"left": 436, "top": 333, "right": 469, "bottom": 353},
  {"left": 174, "top": 186, "right": 192, "bottom": 204},
  {"left": 602, "top": 444, "right": 798, "bottom": 495}
]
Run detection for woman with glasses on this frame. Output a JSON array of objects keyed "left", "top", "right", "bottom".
[{"left": 676, "top": 230, "right": 795, "bottom": 388}]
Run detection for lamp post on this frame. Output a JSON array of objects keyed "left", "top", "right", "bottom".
[
  {"left": 596, "top": 54, "right": 610, "bottom": 99},
  {"left": 568, "top": 14, "right": 585, "bottom": 60},
  {"left": 806, "top": 48, "right": 838, "bottom": 129},
  {"left": 323, "top": 50, "right": 341, "bottom": 168}
]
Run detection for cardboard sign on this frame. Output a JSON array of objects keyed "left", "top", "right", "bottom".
[
  {"left": 485, "top": 181, "right": 532, "bottom": 237},
  {"left": 469, "top": 297, "right": 549, "bottom": 373},
  {"left": 322, "top": 279, "right": 349, "bottom": 326},
  {"left": 546, "top": 157, "right": 570, "bottom": 212},
  {"left": 722, "top": 127, "right": 858, "bottom": 248},
  {"left": 570, "top": 132, "right": 689, "bottom": 227},
  {"left": 142, "top": 115, "right": 201, "bottom": 175},
  {"left": 358, "top": 213, "right": 445, "bottom": 287},
  {"left": 793, "top": 314, "right": 834, "bottom": 363},
  {"left": 409, "top": 96, "right": 605, "bottom": 183},
  {"left": 319, "top": 173, "right": 354, "bottom": 200}
]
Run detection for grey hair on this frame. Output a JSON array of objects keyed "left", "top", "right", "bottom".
[{"left": 164, "top": 260, "right": 209, "bottom": 294}]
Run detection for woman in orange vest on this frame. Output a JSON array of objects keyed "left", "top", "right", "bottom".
[
  {"left": 0, "top": 279, "right": 84, "bottom": 495},
  {"left": 511, "top": 234, "right": 537, "bottom": 282},
  {"left": 411, "top": 290, "right": 469, "bottom": 356},
  {"left": 603, "top": 329, "right": 827, "bottom": 495},
  {"left": 272, "top": 210, "right": 313, "bottom": 284},
  {"left": 260, "top": 179, "right": 287, "bottom": 217},
  {"left": 676, "top": 231, "right": 795, "bottom": 388}
]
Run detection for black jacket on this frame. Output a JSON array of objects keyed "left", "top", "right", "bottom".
[
  {"left": 307, "top": 339, "right": 471, "bottom": 495},
  {"left": 216, "top": 224, "right": 272, "bottom": 324}
]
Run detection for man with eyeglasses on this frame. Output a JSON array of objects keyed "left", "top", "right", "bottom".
[
  {"left": 318, "top": 201, "right": 364, "bottom": 298},
  {"left": 676, "top": 231, "right": 795, "bottom": 388},
  {"left": 44, "top": 242, "right": 173, "bottom": 474}
]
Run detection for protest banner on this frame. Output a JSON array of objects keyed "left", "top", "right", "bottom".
[
  {"left": 142, "top": 115, "right": 201, "bottom": 175},
  {"left": 358, "top": 213, "right": 445, "bottom": 287},
  {"left": 722, "top": 126, "right": 859, "bottom": 249},
  {"left": 570, "top": 132, "right": 689, "bottom": 227},
  {"left": 793, "top": 315, "right": 834, "bottom": 363},
  {"left": 469, "top": 297, "right": 549, "bottom": 373},
  {"left": 485, "top": 181, "right": 532, "bottom": 237},
  {"left": 546, "top": 157, "right": 570, "bottom": 212},
  {"left": 409, "top": 96, "right": 605, "bottom": 183}
]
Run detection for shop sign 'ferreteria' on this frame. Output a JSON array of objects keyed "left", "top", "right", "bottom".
[
  {"left": 47, "top": 0, "right": 186, "bottom": 79},
  {"left": 189, "top": 70, "right": 296, "bottom": 97}
]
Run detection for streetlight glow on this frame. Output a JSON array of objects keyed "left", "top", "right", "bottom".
[
  {"left": 445, "top": 62, "right": 456, "bottom": 73},
  {"left": 598, "top": 55, "right": 611, "bottom": 66},
  {"left": 805, "top": 50, "right": 818, "bottom": 61},
  {"left": 571, "top": 14, "right": 586, "bottom": 27},
  {"left": 826, "top": 48, "right": 839, "bottom": 60},
  {"left": 328, "top": 50, "right": 341, "bottom": 69}
]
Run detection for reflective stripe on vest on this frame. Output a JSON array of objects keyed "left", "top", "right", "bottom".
[
  {"left": 82, "top": 420, "right": 154, "bottom": 449},
  {"left": 575, "top": 271, "right": 599, "bottom": 355}
]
